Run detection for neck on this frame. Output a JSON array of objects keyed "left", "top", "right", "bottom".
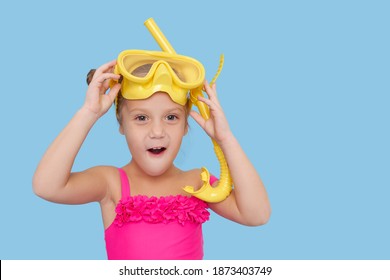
[{"left": 126, "top": 160, "right": 181, "bottom": 182}]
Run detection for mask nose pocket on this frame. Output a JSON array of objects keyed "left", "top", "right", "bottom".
[{"left": 153, "top": 63, "right": 172, "bottom": 87}]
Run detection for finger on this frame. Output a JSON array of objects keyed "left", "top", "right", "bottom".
[
  {"left": 103, "top": 79, "right": 110, "bottom": 89},
  {"left": 203, "top": 80, "right": 219, "bottom": 103},
  {"left": 197, "top": 94, "right": 222, "bottom": 112},
  {"left": 203, "top": 80, "right": 210, "bottom": 92},
  {"left": 197, "top": 95, "right": 214, "bottom": 107},
  {"left": 94, "top": 73, "right": 121, "bottom": 86},
  {"left": 92, "top": 73, "right": 121, "bottom": 95},
  {"left": 106, "top": 83, "right": 121, "bottom": 104},
  {"left": 93, "top": 60, "right": 117, "bottom": 79},
  {"left": 189, "top": 110, "right": 206, "bottom": 129},
  {"left": 202, "top": 81, "right": 213, "bottom": 99},
  {"left": 100, "top": 60, "right": 117, "bottom": 71},
  {"left": 103, "top": 75, "right": 116, "bottom": 89}
]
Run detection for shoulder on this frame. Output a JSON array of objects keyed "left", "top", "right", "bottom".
[
  {"left": 80, "top": 165, "right": 122, "bottom": 203},
  {"left": 161, "top": 168, "right": 203, "bottom": 193},
  {"left": 179, "top": 168, "right": 219, "bottom": 191},
  {"left": 179, "top": 168, "right": 203, "bottom": 182},
  {"left": 183, "top": 168, "right": 219, "bottom": 185},
  {"left": 80, "top": 165, "right": 120, "bottom": 183},
  {"left": 182, "top": 168, "right": 203, "bottom": 179}
]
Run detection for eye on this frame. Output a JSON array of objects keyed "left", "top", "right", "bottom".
[
  {"left": 166, "top": 114, "right": 178, "bottom": 121},
  {"left": 135, "top": 115, "right": 148, "bottom": 121}
]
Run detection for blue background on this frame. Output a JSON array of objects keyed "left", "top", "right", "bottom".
[{"left": 0, "top": 0, "right": 389, "bottom": 259}]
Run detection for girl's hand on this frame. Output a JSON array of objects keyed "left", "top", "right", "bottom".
[
  {"left": 83, "top": 60, "right": 121, "bottom": 118},
  {"left": 190, "top": 80, "right": 234, "bottom": 146}
]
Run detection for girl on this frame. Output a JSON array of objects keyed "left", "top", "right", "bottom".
[{"left": 33, "top": 59, "right": 271, "bottom": 259}]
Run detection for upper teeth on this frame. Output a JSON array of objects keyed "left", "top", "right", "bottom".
[{"left": 149, "top": 147, "right": 165, "bottom": 151}]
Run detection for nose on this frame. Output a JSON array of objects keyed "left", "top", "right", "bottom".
[{"left": 149, "top": 119, "right": 165, "bottom": 139}]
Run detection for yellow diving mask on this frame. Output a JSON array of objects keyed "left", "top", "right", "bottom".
[{"left": 115, "top": 50, "right": 205, "bottom": 105}]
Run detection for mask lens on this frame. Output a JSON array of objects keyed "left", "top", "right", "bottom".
[
  {"left": 131, "top": 63, "right": 185, "bottom": 82},
  {"left": 120, "top": 52, "right": 203, "bottom": 86},
  {"left": 131, "top": 64, "right": 153, "bottom": 78}
]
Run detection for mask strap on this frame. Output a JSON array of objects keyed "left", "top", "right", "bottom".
[
  {"left": 187, "top": 54, "right": 224, "bottom": 112},
  {"left": 209, "top": 54, "right": 224, "bottom": 88}
]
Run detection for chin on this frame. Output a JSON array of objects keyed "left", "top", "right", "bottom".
[{"left": 144, "top": 165, "right": 171, "bottom": 177}]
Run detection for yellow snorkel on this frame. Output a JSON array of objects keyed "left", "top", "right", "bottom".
[{"left": 116, "top": 18, "right": 233, "bottom": 203}]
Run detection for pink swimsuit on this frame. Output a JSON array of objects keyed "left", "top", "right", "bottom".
[{"left": 105, "top": 168, "right": 215, "bottom": 260}]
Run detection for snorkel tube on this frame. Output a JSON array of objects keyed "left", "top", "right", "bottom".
[{"left": 145, "top": 18, "right": 232, "bottom": 203}]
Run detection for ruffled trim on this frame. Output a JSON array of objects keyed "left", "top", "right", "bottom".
[{"left": 114, "top": 195, "right": 210, "bottom": 227}]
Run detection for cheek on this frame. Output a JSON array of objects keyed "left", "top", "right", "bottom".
[
  {"left": 125, "top": 134, "right": 145, "bottom": 156},
  {"left": 121, "top": 124, "right": 143, "bottom": 145},
  {"left": 168, "top": 126, "right": 186, "bottom": 142}
]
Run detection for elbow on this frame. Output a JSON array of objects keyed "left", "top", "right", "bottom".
[
  {"left": 258, "top": 211, "right": 271, "bottom": 226},
  {"left": 32, "top": 174, "right": 52, "bottom": 200},
  {"left": 32, "top": 175, "right": 45, "bottom": 198},
  {"left": 247, "top": 216, "right": 270, "bottom": 227},
  {"left": 244, "top": 206, "right": 272, "bottom": 227},
  {"left": 33, "top": 186, "right": 46, "bottom": 200}
]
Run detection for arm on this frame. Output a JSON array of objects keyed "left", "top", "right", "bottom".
[
  {"left": 32, "top": 61, "right": 121, "bottom": 204},
  {"left": 190, "top": 81, "right": 271, "bottom": 226}
]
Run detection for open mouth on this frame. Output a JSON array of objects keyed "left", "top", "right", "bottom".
[{"left": 147, "top": 147, "right": 167, "bottom": 155}]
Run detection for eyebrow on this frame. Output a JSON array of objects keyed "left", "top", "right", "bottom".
[
  {"left": 166, "top": 107, "right": 185, "bottom": 113},
  {"left": 127, "top": 106, "right": 185, "bottom": 115}
]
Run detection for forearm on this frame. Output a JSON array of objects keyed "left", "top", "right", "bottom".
[
  {"left": 33, "top": 107, "right": 99, "bottom": 197},
  {"left": 220, "top": 133, "right": 271, "bottom": 225}
]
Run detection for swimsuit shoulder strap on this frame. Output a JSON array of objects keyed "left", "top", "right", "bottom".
[{"left": 117, "top": 168, "right": 130, "bottom": 199}]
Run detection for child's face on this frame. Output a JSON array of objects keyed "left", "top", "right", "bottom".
[{"left": 120, "top": 92, "right": 188, "bottom": 176}]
